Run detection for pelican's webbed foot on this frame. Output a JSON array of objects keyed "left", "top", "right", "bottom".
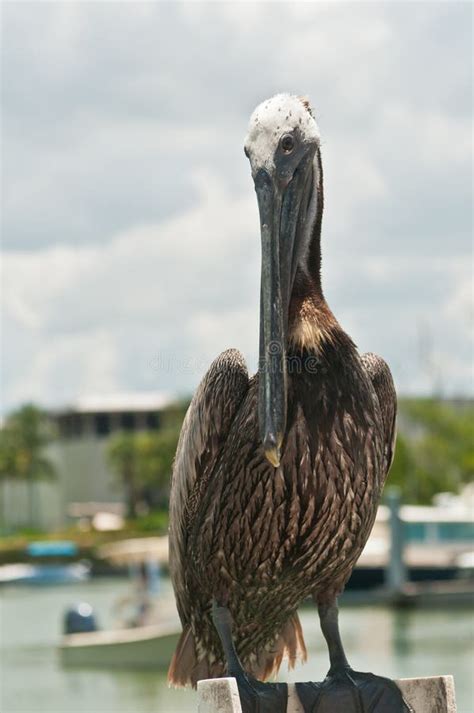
[
  {"left": 296, "top": 597, "right": 413, "bottom": 713},
  {"left": 296, "top": 667, "right": 413, "bottom": 713},
  {"left": 211, "top": 602, "right": 287, "bottom": 713},
  {"left": 233, "top": 671, "right": 287, "bottom": 713}
]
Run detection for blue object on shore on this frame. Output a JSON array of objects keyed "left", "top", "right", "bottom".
[{"left": 27, "top": 541, "right": 79, "bottom": 558}]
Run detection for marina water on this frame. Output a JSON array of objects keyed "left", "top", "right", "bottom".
[{"left": 1, "top": 577, "right": 472, "bottom": 713}]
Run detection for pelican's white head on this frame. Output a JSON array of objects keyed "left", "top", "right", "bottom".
[{"left": 244, "top": 93, "right": 320, "bottom": 175}]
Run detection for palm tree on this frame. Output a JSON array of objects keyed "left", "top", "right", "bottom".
[{"left": 0, "top": 404, "right": 56, "bottom": 527}]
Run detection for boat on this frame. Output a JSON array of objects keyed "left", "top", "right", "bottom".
[
  {"left": 0, "top": 561, "right": 90, "bottom": 585},
  {"left": 59, "top": 536, "right": 181, "bottom": 669},
  {"left": 339, "top": 491, "right": 474, "bottom": 606},
  {"left": 348, "top": 495, "right": 474, "bottom": 590},
  {"left": 60, "top": 621, "right": 179, "bottom": 669}
]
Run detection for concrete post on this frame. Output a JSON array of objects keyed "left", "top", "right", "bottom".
[
  {"left": 197, "top": 676, "right": 457, "bottom": 713},
  {"left": 385, "top": 488, "right": 407, "bottom": 594}
]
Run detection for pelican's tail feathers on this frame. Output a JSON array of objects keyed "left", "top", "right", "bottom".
[
  {"left": 168, "top": 613, "right": 307, "bottom": 689},
  {"left": 167, "top": 626, "right": 224, "bottom": 689},
  {"left": 251, "top": 612, "right": 308, "bottom": 681}
]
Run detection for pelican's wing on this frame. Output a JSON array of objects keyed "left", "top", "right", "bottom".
[
  {"left": 169, "top": 348, "right": 249, "bottom": 625},
  {"left": 361, "top": 352, "right": 397, "bottom": 479}
]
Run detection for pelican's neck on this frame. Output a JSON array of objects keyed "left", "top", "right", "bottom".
[
  {"left": 287, "top": 148, "right": 347, "bottom": 355},
  {"left": 288, "top": 287, "right": 340, "bottom": 354}
]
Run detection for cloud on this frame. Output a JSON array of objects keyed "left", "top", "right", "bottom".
[
  {"left": 2, "top": 172, "right": 260, "bottom": 408},
  {"left": 2, "top": 2, "right": 472, "bottom": 410},
  {"left": 3, "top": 173, "right": 471, "bottom": 410}
]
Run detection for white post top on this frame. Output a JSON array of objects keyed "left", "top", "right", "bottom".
[
  {"left": 197, "top": 675, "right": 457, "bottom": 713},
  {"left": 197, "top": 677, "right": 242, "bottom": 713}
]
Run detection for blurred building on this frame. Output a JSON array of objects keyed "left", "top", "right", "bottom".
[{"left": 1, "top": 393, "right": 174, "bottom": 531}]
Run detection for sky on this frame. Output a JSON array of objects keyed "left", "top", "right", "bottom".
[{"left": 2, "top": 1, "right": 472, "bottom": 413}]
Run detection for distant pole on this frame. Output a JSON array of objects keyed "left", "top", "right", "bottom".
[
  {"left": 385, "top": 488, "right": 407, "bottom": 596},
  {"left": 0, "top": 481, "right": 5, "bottom": 534}
]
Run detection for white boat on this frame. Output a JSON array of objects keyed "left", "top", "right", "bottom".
[
  {"left": 0, "top": 541, "right": 91, "bottom": 585},
  {"left": 59, "top": 536, "right": 181, "bottom": 669},
  {"left": 0, "top": 561, "right": 90, "bottom": 585},
  {"left": 60, "top": 622, "right": 179, "bottom": 669}
]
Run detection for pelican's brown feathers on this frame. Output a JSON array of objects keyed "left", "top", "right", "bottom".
[{"left": 167, "top": 95, "right": 396, "bottom": 688}]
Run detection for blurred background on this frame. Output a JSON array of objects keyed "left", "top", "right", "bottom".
[{"left": 1, "top": 2, "right": 472, "bottom": 713}]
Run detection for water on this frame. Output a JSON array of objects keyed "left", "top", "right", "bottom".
[{"left": 1, "top": 578, "right": 473, "bottom": 713}]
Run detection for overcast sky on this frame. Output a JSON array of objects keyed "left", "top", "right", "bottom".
[{"left": 2, "top": 2, "right": 472, "bottom": 413}]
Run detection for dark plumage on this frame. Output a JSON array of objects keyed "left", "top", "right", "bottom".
[{"left": 168, "top": 94, "right": 397, "bottom": 690}]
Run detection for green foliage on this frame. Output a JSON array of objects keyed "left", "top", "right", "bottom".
[
  {"left": 107, "top": 402, "right": 188, "bottom": 517},
  {"left": 0, "top": 404, "right": 56, "bottom": 528},
  {"left": 134, "top": 429, "right": 181, "bottom": 488},
  {"left": 108, "top": 431, "right": 142, "bottom": 518},
  {"left": 388, "top": 398, "right": 474, "bottom": 504},
  {"left": 159, "top": 399, "right": 190, "bottom": 430},
  {"left": 108, "top": 432, "right": 137, "bottom": 477},
  {"left": 0, "top": 404, "right": 56, "bottom": 482},
  {"left": 129, "top": 509, "right": 169, "bottom": 534}
]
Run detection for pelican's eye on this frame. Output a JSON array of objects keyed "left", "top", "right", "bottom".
[
  {"left": 244, "top": 146, "right": 250, "bottom": 159},
  {"left": 280, "top": 134, "right": 295, "bottom": 154}
]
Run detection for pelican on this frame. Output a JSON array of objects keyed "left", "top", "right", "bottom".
[{"left": 168, "top": 94, "right": 409, "bottom": 712}]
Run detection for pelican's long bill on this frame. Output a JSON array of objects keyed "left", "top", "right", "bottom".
[{"left": 255, "top": 146, "right": 316, "bottom": 468}]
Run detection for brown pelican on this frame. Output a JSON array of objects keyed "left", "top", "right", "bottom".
[{"left": 168, "top": 94, "right": 409, "bottom": 712}]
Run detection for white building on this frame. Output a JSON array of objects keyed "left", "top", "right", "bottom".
[{"left": 1, "top": 393, "right": 176, "bottom": 531}]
